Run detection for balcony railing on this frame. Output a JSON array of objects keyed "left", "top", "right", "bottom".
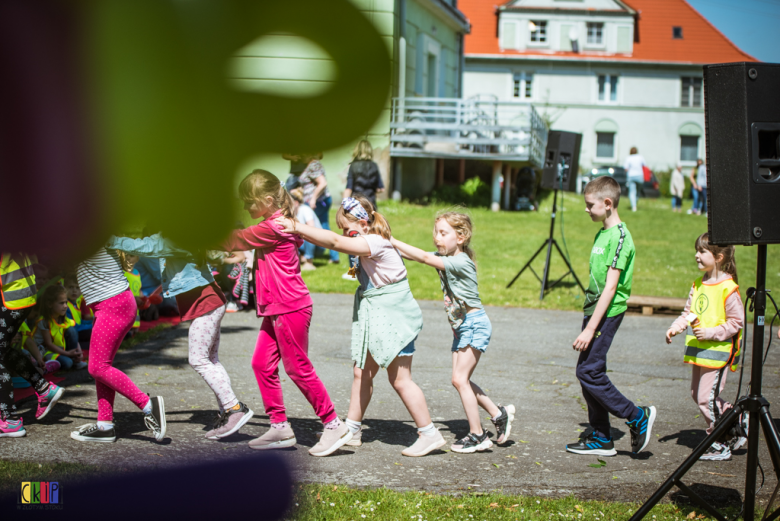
[{"left": 389, "top": 96, "right": 548, "bottom": 164}]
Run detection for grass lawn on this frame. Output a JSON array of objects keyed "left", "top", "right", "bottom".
[{"left": 297, "top": 196, "right": 780, "bottom": 315}]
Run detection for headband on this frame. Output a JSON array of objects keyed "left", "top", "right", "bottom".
[{"left": 341, "top": 197, "right": 370, "bottom": 221}]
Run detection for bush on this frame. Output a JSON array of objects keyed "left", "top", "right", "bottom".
[
  {"left": 429, "top": 177, "right": 492, "bottom": 208},
  {"left": 655, "top": 168, "right": 693, "bottom": 199}
]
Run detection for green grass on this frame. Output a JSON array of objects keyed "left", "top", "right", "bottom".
[
  {"left": 300, "top": 197, "right": 780, "bottom": 314},
  {"left": 0, "top": 460, "right": 102, "bottom": 498}
]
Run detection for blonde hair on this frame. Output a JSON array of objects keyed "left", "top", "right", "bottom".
[
  {"left": 289, "top": 188, "right": 304, "bottom": 204},
  {"left": 584, "top": 176, "right": 621, "bottom": 208},
  {"left": 695, "top": 232, "right": 738, "bottom": 283},
  {"left": 238, "top": 169, "right": 294, "bottom": 219},
  {"left": 336, "top": 194, "right": 391, "bottom": 239},
  {"left": 116, "top": 251, "right": 136, "bottom": 272},
  {"left": 435, "top": 211, "right": 476, "bottom": 263},
  {"left": 352, "top": 140, "right": 374, "bottom": 162}
]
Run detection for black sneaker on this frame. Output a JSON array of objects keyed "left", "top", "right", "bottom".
[
  {"left": 451, "top": 431, "right": 493, "bottom": 453},
  {"left": 491, "top": 404, "right": 515, "bottom": 445},
  {"left": 625, "top": 406, "right": 656, "bottom": 453},
  {"left": 144, "top": 396, "right": 166, "bottom": 441},
  {"left": 566, "top": 433, "right": 617, "bottom": 456},
  {"left": 700, "top": 442, "right": 732, "bottom": 461},
  {"left": 71, "top": 423, "right": 117, "bottom": 443}
]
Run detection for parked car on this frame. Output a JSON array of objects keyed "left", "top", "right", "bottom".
[{"left": 580, "top": 166, "right": 660, "bottom": 198}]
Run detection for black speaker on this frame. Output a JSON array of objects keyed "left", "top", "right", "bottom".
[
  {"left": 704, "top": 62, "right": 780, "bottom": 245},
  {"left": 541, "top": 131, "right": 581, "bottom": 192}
]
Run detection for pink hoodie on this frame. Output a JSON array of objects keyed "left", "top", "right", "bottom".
[{"left": 222, "top": 211, "right": 312, "bottom": 316}]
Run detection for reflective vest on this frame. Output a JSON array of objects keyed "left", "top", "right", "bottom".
[
  {"left": 684, "top": 277, "right": 741, "bottom": 371},
  {"left": 67, "top": 300, "right": 82, "bottom": 325},
  {"left": 12, "top": 321, "right": 33, "bottom": 350},
  {"left": 124, "top": 269, "right": 142, "bottom": 328},
  {"left": 39, "top": 316, "right": 75, "bottom": 360},
  {"left": 0, "top": 253, "right": 38, "bottom": 310}
]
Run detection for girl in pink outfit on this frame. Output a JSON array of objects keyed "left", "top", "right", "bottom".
[{"left": 222, "top": 169, "right": 352, "bottom": 457}]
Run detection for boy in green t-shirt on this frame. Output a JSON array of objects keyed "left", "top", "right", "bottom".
[{"left": 565, "top": 176, "right": 656, "bottom": 457}]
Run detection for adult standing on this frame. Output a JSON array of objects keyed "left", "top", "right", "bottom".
[
  {"left": 689, "top": 158, "right": 708, "bottom": 216},
  {"left": 343, "top": 140, "right": 385, "bottom": 207},
  {"left": 623, "top": 146, "right": 646, "bottom": 212},
  {"left": 299, "top": 153, "right": 339, "bottom": 264},
  {"left": 670, "top": 164, "right": 686, "bottom": 213}
]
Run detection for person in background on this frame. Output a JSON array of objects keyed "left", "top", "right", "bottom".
[
  {"left": 623, "top": 146, "right": 646, "bottom": 213},
  {"left": 298, "top": 153, "right": 340, "bottom": 265},
  {"left": 670, "top": 164, "right": 686, "bottom": 213},
  {"left": 120, "top": 253, "right": 143, "bottom": 334},
  {"left": 35, "top": 285, "right": 87, "bottom": 371},
  {"left": 689, "top": 158, "right": 708, "bottom": 216},
  {"left": 65, "top": 274, "right": 93, "bottom": 344},
  {"left": 290, "top": 188, "right": 322, "bottom": 272},
  {"left": 343, "top": 140, "right": 385, "bottom": 207}
]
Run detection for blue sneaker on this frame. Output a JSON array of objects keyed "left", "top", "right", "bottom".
[
  {"left": 626, "top": 406, "right": 656, "bottom": 453},
  {"left": 566, "top": 433, "right": 617, "bottom": 456}
]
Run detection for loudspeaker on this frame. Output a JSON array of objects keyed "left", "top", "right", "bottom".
[
  {"left": 541, "top": 131, "right": 581, "bottom": 192},
  {"left": 704, "top": 62, "right": 780, "bottom": 245}
]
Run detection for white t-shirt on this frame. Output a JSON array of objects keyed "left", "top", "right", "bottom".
[
  {"left": 696, "top": 163, "right": 707, "bottom": 188},
  {"left": 623, "top": 154, "right": 646, "bottom": 181},
  {"left": 357, "top": 234, "right": 406, "bottom": 289},
  {"left": 296, "top": 205, "right": 322, "bottom": 229}
]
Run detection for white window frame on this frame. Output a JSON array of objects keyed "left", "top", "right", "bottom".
[
  {"left": 680, "top": 77, "right": 702, "bottom": 108},
  {"left": 586, "top": 22, "right": 605, "bottom": 47},
  {"left": 596, "top": 74, "right": 620, "bottom": 104},
  {"left": 528, "top": 20, "right": 548, "bottom": 46},
  {"left": 595, "top": 132, "right": 617, "bottom": 162},
  {"left": 680, "top": 135, "right": 700, "bottom": 165},
  {"left": 512, "top": 72, "right": 534, "bottom": 100}
]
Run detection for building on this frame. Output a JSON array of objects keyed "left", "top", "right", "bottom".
[{"left": 459, "top": 0, "right": 756, "bottom": 178}]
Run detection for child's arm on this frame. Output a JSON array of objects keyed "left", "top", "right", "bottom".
[
  {"left": 693, "top": 292, "right": 744, "bottom": 342},
  {"left": 24, "top": 338, "right": 46, "bottom": 368},
  {"left": 573, "top": 267, "right": 620, "bottom": 351},
  {"left": 276, "top": 218, "right": 371, "bottom": 256},
  {"left": 222, "top": 223, "right": 281, "bottom": 252},
  {"left": 108, "top": 235, "right": 189, "bottom": 258},
  {"left": 390, "top": 238, "right": 445, "bottom": 271},
  {"left": 666, "top": 286, "right": 695, "bottom": 344},
  {"left": 39, "top": 330, "right": 70, "bottom": 357}
]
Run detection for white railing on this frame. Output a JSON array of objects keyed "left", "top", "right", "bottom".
[{"left": 389, "top": 96, "right": 548, "bottom": 164}]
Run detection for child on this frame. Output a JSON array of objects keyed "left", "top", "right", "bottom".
[
  {"left": 71, "top": 247, "right": 166, "bottom": 443},
  {"left": 64, "top": 274, "right": 93, "bottom": 343},
  {"left": 666, "top": 232, "right": 744, "bottom": 461},
  {"left": 391, "top": 211, "right": 515, "bottom": 453},
  {"left": 290, "top": 188, "right": 322, "bottom": 271},
  {"left": 221, "top": 169, "right": 351, "bottom": 456},
  {"left": 108, "top": 234, "right": 254, "bottom": 440},
  {"left": 120, "top": 253, "right": 143, "bottom": 332},
  {"left": 277, "top": 194, "right": 446, "bottom": 457},
  {"left": 35, "top": 285, "right": 87, "bottom": 371},
  {"left": 566, "top": 176, "right": 656, "bottom": 457}
]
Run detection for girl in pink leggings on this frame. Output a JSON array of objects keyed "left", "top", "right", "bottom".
[
  {"left": 70, "top": 248, "right": 166, "bottom": 443},
  {"left": 222, "top": 169, "right": 352, "bottom": 457}
]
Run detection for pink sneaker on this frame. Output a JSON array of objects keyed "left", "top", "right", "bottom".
[
  {"left": 44, "top": 360, "right": 61, "bottom": 374},
  {"left": 0, "top": 418, "right": 26, "bottom": 438},
  {"left": 36, "top": 384, "right": 64, "bottom": 420}
]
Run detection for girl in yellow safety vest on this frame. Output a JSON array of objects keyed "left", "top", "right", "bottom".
[
  {"left": 35, "top": 285, "right": 87, "bottom": 371},
  {"left": 666, "top": 232, "right": 744, "bottom": 462}
]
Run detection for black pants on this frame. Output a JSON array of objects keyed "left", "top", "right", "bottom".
[
  {"left": 576, "top": 312, "right": 639, "bottom": 439},
  {"left": 0, "top": 305, "right": 48, "bottom": 420}
]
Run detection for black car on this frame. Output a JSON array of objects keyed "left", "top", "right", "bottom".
[{"left": 581, "top": 166, "right": 660, "bottom": 198}]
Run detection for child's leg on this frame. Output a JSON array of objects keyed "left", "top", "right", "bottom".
[
  {"left": 347, "top": 352, "right": 380, "bottom": 422},
  {"left": 694, "top": 366, "right": 732, "bottom": 435},
  {"left": 386, "top": 355, "right": 432, "bottom": 428},
  {"left": 51, "top": 355, "right": 74, "bottom": 370},
  {"left": 251, "top": 316, "right": 286, "bottom": 424},
  {"left": 0, "top": 356, "right": 17, "bottom": 420},
  {"left": 2, "top": 346, "right": 49, "bottom": 395},
  {"left": 89, "top": 291, "right": 149, "bottom": 421},
  {"left": 451, "top": 347, "right": 500, "bottom": 434},
  {"left": 188, "top": 306, "right": 238, "bottom": 411},
  {"left": 274, "top": 307, "right": 337, "bottom": 424}
]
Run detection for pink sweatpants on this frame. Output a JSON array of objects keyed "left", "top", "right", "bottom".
[
  {"left": 89, "top": 290, "right": 149, "bottom": 421},
  {"left": 252, "top": 306, "right": 336, "bottom": 424},
  {"left": 691, "top": 364, "right": 732, "bottom": 435}
]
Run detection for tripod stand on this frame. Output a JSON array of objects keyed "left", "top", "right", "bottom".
[
  {"left": 631, "top": 245, "right": 780, "bottom": 521},
  {"left": 506, "top": 188, "right": 584, "bottom": 301}
]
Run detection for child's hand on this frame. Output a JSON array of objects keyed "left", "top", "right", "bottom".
[
  {"left": 665, "top": 328, "right": 676, "bottom": 344},
  {"left": 573, "top": 329, "right": 595, "bottom": 351},
  {"left": 274, "top": 216, "right": 297, "bottom": 233},
  {"left": 693, "top": 327, "right": 711, "bottom": 341},
  {"left": 222, "top": 252, "right": 246, "bottom": 265}
]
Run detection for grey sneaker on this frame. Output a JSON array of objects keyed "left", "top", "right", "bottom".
[
  {"left": 249, "top": 424, "right": 296, "bottom": 450},
  {"left": 346, "top": 427, "right": 362, "bottom": 447},
  {"left": 309, "top": 423, "right": 353, "bottom": 457},
  {"left": 206, "top": 403, "right": 254, "bottom": 440},
  {"left": 401, "top": 430, "right": 446, "bottom": 457},
  {"left": 144, "top": 396, "right": 166, "bottom": 442}
]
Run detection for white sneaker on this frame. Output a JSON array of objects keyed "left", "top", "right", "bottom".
[
  {"left": 700, "top": 442, "right": 731, "bottom": 461},
  {"left": 401, "top": 430, "right": 446, "bottom": 457},
  {"left": 73, "top": 361, "right": 88, "bottom": 370},
  {"left": 226, "top": 301, "right": 239, "bottom": 313},
  {"left": 309, "top": 423, "right": 353, "bottom": 457}
]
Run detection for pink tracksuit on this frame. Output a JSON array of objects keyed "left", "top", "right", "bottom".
[{"left": 223, "top": 211, "right": 336, "bottom": 424}]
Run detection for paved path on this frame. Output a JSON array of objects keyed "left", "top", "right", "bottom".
[{"left": 4, "top": 293, "right": 780, "bottom": 504}]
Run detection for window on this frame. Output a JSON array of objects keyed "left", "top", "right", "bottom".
[
  {"left": 597, "top": 132, "right": 615, "bottom": 158},
  {"left": 681, "top": 77, "right": 702, "bottom": 107},
  {"left": 587, "top": 23, "right": 604, "bottom": 45},
  {"left": 426, "top": 53, "right": 438, "bottom": 97},
  {"left": 513, "top": 73, "right": 533, "bottom": 99},
  {"left": 681, "top": 136, "right": 699, "bottom": 162},
  {"left": 673, "top": 26, "right": 683, "bottom": 39},
  {"left": 529, "top": 21, "right": 547, "bottom": 43},
  {"left": 598, "top": 75, "right": 619, "bottom": 102}
]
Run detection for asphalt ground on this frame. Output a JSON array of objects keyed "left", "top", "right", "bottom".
[{"left": 4, "top": 292, "right": 780, "bottom": 505}]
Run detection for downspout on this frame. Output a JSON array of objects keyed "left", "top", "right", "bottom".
[
  {"left": 458, "top": 33, "right": 464, "bottom": 98},
  {"left": 393, "top": 0, "right": 407, "bottom": 201}
]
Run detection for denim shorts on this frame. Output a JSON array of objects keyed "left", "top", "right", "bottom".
[
  {"left": 451, "top": 309, "right": 492, "bottom": 352},
  {"left": 397, "top": 338, "right": 417, "bottom": 357}
]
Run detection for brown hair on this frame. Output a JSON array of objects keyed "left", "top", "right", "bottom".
[
  {"left": 40, "top": 284, "right": 67, "bottom": 320},
  {"left": 584, "top": 176, "right": 621, "bottom": 208},
  {"left": 352, "top": 140, "right": 374, "bottom": 162},
  {"left": 336, "top": 194, "right": 391, "bottom": 239},
  {"left": 238, "top": 169, "right": 294, "bottom": 219},
  {"left": 435, "top": 211, "right": 476, "bottom": 263},
  {"left": 695, "top": 232, "right": 738, "bottom": 283},
  {"left": 630, "top": 147, "right": 638, "bottom": 155}
]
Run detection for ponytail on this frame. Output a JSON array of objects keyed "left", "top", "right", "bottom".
[{"left": 695, "top": 232, "right": 738, "bottom": 283}]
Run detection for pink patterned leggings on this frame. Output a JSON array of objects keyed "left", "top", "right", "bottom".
[
  {"left": 89, "top": 290, "right": 149, "bottom": 421},
  {"left": 188, "top": 305, "right": 238, "bottom": 411}
]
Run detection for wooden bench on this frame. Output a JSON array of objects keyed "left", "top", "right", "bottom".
[{"left": 627, "top": 295, "right": 687, "bottom": 316}]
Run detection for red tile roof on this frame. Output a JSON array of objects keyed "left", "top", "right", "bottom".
[{"left": 459, "top": 0, "right": 757, "bottom": 64}]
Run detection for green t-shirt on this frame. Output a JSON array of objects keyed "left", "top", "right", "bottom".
[{"left": 583, "top": 222, "right": 635, "bottom": 317}]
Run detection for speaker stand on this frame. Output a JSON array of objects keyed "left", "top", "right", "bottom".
[
  {"left": 507, "top": 189, "right": 585, "bottom": 301},
  {"left": 631, "top": 245, "right": 780, "bottom": 521}
]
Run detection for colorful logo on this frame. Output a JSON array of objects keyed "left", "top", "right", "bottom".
[
  {"left": 695, "top": 293, "right": 710, "bottom": 315},
  {"left": 19, "top": 482, "right": 61, "bottom": 507}
]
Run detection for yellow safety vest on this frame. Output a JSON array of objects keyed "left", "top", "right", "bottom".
[
  {"left": 0, "top": 253, "right": 38, "bottom": 310},
  {"left": 684, "top": 277, "right": 741, "bottom": 371},
  {"left": 67, "top": 300, "right": 82, "bottom": 325},
  {"left": 12, "top": 321, "right": 33, "bottom": 350},
  {"left": 39, "top": 316, "right": 75, "bottom": 360},
  {"left": 124, "top": 269, "right": 142, "bottom": 328}
]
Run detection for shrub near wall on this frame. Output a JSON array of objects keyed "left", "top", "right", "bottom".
[{"left": 655, "top": 168, "right": 693, "bottom": 199}]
